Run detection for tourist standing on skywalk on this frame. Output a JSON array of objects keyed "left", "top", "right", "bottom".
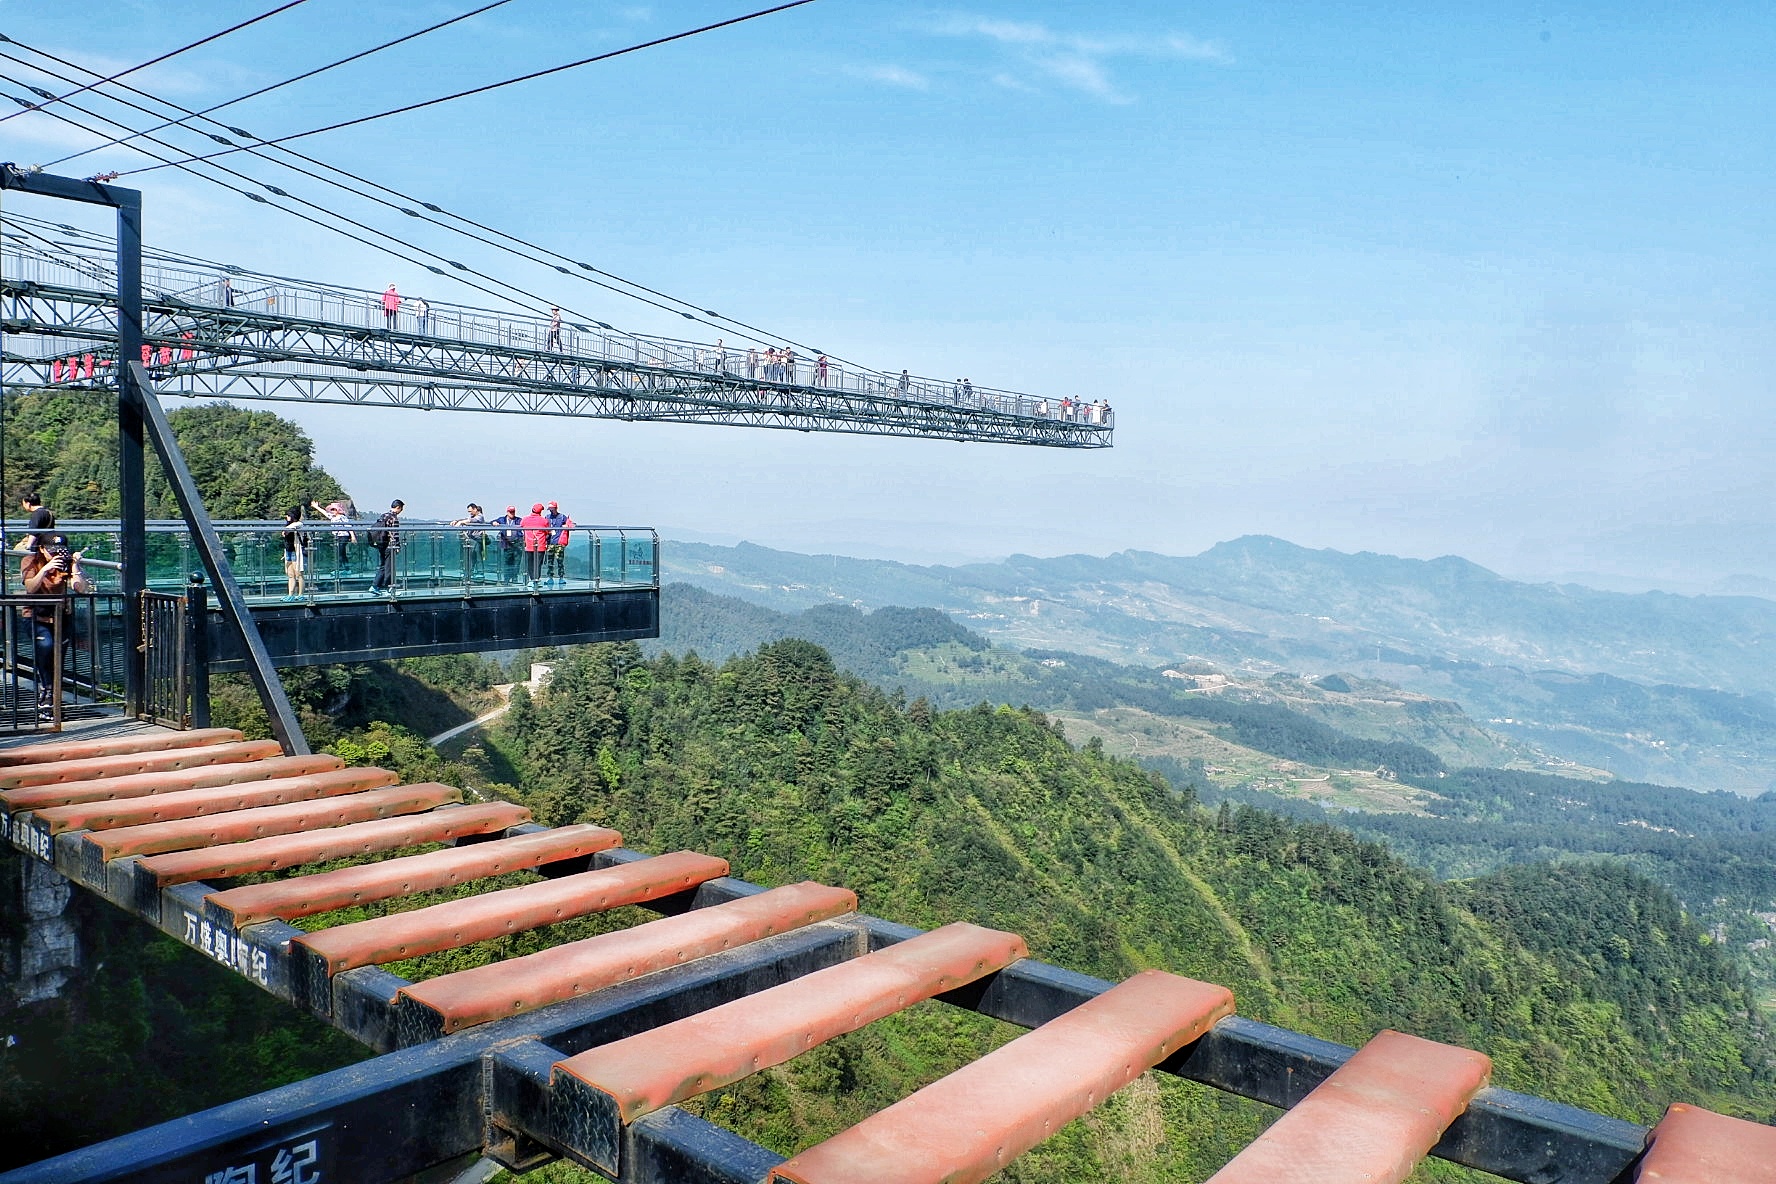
[
  {"left": 495, "top": 505, "right": 523, "bottom": 583},
  {"left": 311, "top": 499, "right": 355, "bottom": 573},
  {"left": 21, "top": 533, "right": 93, "bottom": 716},
  {"left": 381, "top": 285, "right": 401, "bottom": 331},
  {"left": 369, "top": 499, "right": 404, "bottom": 595},
  {"left": 521, "top": 503, "right": 550, "bottom": 588},
  {"left": 281, "top": 507, "right": 306, "bottom": 601},
  {"left": 543, "top": 502, "right": 572, "bottom": 585}
]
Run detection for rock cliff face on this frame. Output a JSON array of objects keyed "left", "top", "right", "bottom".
[{"left": 2, "top": 854, "right": 77, "bottom": 1009}]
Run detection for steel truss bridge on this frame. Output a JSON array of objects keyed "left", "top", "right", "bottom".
[{"left": 0, "top": 222, "right": 1113, "bottom": 448}]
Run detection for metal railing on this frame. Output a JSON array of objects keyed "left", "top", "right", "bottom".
[
  {"left": 22, "top": 521, "right": 660, "bottom": 604},
  {"left": 0, "top": 592, "right": 127, "bottom": 732},
  {"left": 3, "top": 227, "right": 1113, "bottom": 429}
]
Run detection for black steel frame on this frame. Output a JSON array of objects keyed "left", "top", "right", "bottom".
[
  {"left": 0, "top": 820, "right": 1656, "bottom": 1184},
  {"left": 0, "top": 166, "right": 307, "bottom": 754}
]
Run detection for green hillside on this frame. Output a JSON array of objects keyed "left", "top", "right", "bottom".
[{"left": 453, "top": 639, "right": 1776, "bottom": 1180}]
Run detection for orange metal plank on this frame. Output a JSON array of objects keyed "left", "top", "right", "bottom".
[
  {"left": 134, "top": 802, "right": 533, "bottom": 887},
  {"left": 0, "top": 740, "right": 283, "bottom": 791},
  {"left": 292, "top": 850, "right": 730, "bottom": 976},
  {"left": 1636, "top": 1103, "right": 1776, "bottom": 1184},
  {"left": 83, "top": 783, "right": 464, "bottom": 861},
  {"left": 0, "top": 754, "right": 344, "bottom": 815},
  {"left": 204, "top": 823, "right": 624, "bottom": 927},
  {"left": 554, "top": 921, "right": 1029, "bottom": 1123},
  {"left": 1202, "top": 1029, "right": 1492, "bottom": 1184},
  {"left": 0, "top": 727, "right": 244, "bottom": 766},
  {"left": 32, "top": 767, "right": 400, "bottom": 834},
  {"left": 399, "top": 881, "right": 858, "bottom": 1034},
  {"left": 770, "top": 969, "right": 1235, "bottom": 1184}
]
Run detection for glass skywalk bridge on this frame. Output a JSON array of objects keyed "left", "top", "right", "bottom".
[
  {"left": 0, "top": 219, "right": 1113, "bottom": 447},
  {"left": 31, "top": 521, "right": 660, "bottom": 680},
  {"left": 53, "top": 520, "right": 658, "bottom": 606}
]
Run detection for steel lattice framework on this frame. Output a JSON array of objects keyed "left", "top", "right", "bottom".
[{"left": 0, "top": 231, "right": 1114, "bottom": 447}]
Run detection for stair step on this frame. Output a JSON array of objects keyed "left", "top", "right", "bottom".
[
  {"left": 32, "top": 767, "right": 400, "bottom": 834},
  {"left": 553, "top": 922, "right": 1027, "bottom": 1127},
  {"left": 205, "top": 823, "right": 623, "bottom": 927},
  {"left": 83, "top": 783, "right": 464, "bottom": 862},
  {"left": 1636, "top": 1103, "right": 1776, "bottom": 1184},
  {"left": 1202, "top": 1029, "right": 1491, "bottom": 1184},
  {"left": 291, "top": 849, "right": 729, "bottom": 977},
  {"left": 134, "top": 802, "right": 533, "bottom": 887},
  {"left": 0, "top": 740, "right": 283, "bottom": 791},
  {"left": 0, "top": 754, "right": 344, "bottom": 815},
  {"left": 0, "top": 727, "right": 245, "bottom": 766},
  {"left": 770, "top": 969, "right": 1234, "bottom": 1184},
  {"left": 397, "top": 880, "right": 857, "bottom": 1036}
]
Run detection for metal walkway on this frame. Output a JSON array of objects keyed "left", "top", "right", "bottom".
[
  {"left": 0, "top": 219, "right": 1113, "bottom": 448},
  {"left": 4, "top": 728, "right": 1771, "bottom": 1184}
]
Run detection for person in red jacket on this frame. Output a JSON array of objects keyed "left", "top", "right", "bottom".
[{"left": 521, "top": 502, "right": 549, "bottom": 589}]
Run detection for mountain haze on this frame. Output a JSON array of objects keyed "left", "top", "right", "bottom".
[{"left": 665, "top": 536, "right": 1776, "bottom": 793}]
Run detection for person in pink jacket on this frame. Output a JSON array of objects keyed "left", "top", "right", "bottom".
[
  {"left": 381, "top": 284, "right": 400, "bottom": 331},
  {"left": 521, "top": 502, "right": 549, "bottom": 588}
]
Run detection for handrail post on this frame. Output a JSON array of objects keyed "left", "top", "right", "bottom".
[{"left": 187, "top": 573, "right": 211, "bottom": 730}]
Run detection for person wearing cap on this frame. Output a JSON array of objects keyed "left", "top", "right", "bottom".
[
  {"left": 542, "top": 500, "right": 573, "bottom": 586},
  {"left": 520, "top": 502, "right": 550, "bottom": 589},
  {"left": 369, "top": 499, "right": 404, "bottom": 595},
  {"left": 310, "top": 498, "right": 356, "bottom": 575},
  {"left": 493, "top": 503, "right": 524, "bottom": 584},
  {"left": 381, "top": 284, "right": 401, "bottom": 331},
  {"left": 21, "top": 532, "right": 94, "bottom": 716}
]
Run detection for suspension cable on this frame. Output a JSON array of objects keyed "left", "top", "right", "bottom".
[
  {"left": 0, "top": 83, "right": 581, "bottom": 325},
  {"left": 112, "top": 0, "right": 820, "bottom": 178},
  {"left": 4, "top": 31, "right": 847, "bottom": 361},
  {"left": 38, "top": 0, "right": 516, "bottom": 169},
  {"left": 0, "top": 1, "right": 311, "bottom": 126}
]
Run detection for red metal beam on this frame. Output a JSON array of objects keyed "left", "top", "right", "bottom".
[
  {"left": 1636, "top": 1103, "right": 1776, "bottom": 1183},
  {"left": 399, "top": 881, "right": 858, "bottom": 1035},
  {"left": 84, "top": 783, "right": 464, "bottom": 861},
  {"left": 0, "top": 727, "right": 243, "bottom": 766},
  {"left": 205, "top": 823, "right": 624, "bottom": 927},
  {"left": 133, "top": 802, "right": 533, "bottom": 887},
  {"left": 769, "top": 969, "right": 1235, "bottom": 1184},
  {"left": 0, "top": 739, "right": 283, "bottom": 790},
  {"left": 1201, "top": 1029, "right": 1491, "bottom": 1184},
  {"left": 554, "top": 921, "right": 1028, "bottom": 1124},
  {"left": 292, "top": 850, "right": 730, "bottom": 978},
  {"left": 0, "top": 753, "right": 344, "bottom": 815},
  {"left": 31, "top": 767, "right": 400, "bottom": 835}
]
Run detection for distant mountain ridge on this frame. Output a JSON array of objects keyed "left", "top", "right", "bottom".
[{"left": 663, "top": 535, "right": 1776, "bottom": 793}]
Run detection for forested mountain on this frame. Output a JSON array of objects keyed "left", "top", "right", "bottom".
[
  {"left": 456, "top": 640, "right": 1775, "bottom": 1180},
  {"left": 663, "top": 539, "right": 1776, "bottom": 792},
  {"left": 2, "top": 389, "right": 348, "bottom": 518},
  {"left": 647, "top": 582, "right": 1776, "bottom": 987}
]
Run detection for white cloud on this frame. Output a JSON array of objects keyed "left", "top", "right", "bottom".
[
  {"left": 846, "top": 63, "right": 931, "bottom": 91},
  {"left": 923, "top": 13, "right": 1230, "bottom": 102}
]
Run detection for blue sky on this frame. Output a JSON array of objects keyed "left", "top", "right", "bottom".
[{"left": 2, "top": 1, "right": 1772, "bottom": 589}]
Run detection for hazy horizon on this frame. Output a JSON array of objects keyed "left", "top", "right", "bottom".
[{"left": 7, "top": 3, "right": 1770, "bottom": 597}]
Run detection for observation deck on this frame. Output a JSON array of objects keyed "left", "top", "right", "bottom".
[
  {"left": 0, "top": 219, "right": 1113, "bottom": 448},
  {"left": 20, "top": 520, "right": 660, "bottom": 674}
]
